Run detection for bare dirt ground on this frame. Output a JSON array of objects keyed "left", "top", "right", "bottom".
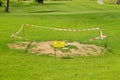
[{"left": 8, "top": 41, "right": 104, "bottom": 57}]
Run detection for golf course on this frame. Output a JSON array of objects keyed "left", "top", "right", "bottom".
[{"left": 0, "top": 0, "right": 120, "bottom": 80}]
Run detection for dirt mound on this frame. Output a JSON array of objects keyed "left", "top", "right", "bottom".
[{"left": 8, "top": 41, "right": 104, "bottom": 57}]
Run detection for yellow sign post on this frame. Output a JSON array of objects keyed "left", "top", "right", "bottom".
[
  {"left": 53, "top": 41, "right": 65, "bottom": 48},
  {"left": 53, "top": 41, "right": 65, "bottom": 56}
]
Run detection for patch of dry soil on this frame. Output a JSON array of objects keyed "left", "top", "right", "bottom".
[{"left": 8, "top": 41, "right": 104, "bottom": 57}]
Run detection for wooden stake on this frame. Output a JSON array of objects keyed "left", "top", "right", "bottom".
[
  {"left": 105, "top": 33, "right": 108, "bottom": 49},
  {"left": 54, "top": 48, "right": 56, "bottom": 57},
  {"left": 98, "top": 27, "right": 103, "bottom": 39},
  {"left": 25, "top": 41, "right": 33, "bottom": 53},
  {"left": 23, "top": 24, "right": 25, "bottom": 40}
]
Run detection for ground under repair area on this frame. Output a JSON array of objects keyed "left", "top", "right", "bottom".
[{"left": 8, "top": 41, "right": 105, "bottom": 57}]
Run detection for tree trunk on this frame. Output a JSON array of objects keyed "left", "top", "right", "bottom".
[
  {"left": 5, "top": 0, "right": 9, "bottom": 12},
  {"left": 116, "top": 0, "right": 120, "bottom": 4}
]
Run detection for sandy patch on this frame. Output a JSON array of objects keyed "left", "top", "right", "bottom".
[{"left": 8, "top": 41, "right": 104, "bottom": 57}]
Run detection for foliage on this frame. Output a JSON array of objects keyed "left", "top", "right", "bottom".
[
  {"left": 0, "top": 0, "right": 3, "bottom": 6},
  {"left": 35, "top": 0, "right": 43, "bottom": 3}
]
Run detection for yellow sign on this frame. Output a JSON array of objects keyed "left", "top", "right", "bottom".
[{"left": 53, "top": 41, "right": 65, "bottom": 48}]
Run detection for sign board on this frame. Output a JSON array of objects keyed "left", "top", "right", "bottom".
[{"left": 53, "top": 41, "right": 65, "bottom": 48}]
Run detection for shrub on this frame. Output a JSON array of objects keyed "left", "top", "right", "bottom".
[
  {"left": 35, "top": 0, "right": 43, "bottom": 3},
  {"left": 0, "top": 0, "right": 3, "bottom": 6}
]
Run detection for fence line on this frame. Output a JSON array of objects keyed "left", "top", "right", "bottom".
[{"left": 10, "top": 24, "right": 106, "bottom": 42}]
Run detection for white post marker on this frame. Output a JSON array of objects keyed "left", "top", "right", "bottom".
[
  {"left": 99, "top": 28, "right": 103, "bottom": 39},
  {"left": 97, "top": 0, "right": 104, "bottom": 4}
]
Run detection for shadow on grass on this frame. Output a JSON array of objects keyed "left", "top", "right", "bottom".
[
  {"left": 43, "top": 2, "right": 66, "bottom": 6},
  {"left": 30, "top": 10, "right": 60, "bottom": 13}
]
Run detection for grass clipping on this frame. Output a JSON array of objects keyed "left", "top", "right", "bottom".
[{"left": 8, "top": 41, "right": 104, "bottom": 57}]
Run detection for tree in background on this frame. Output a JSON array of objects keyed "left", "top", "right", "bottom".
[
  {"left": 5, "top": 0, "right": 9, "bottom": 12},
  {"left": 35, "top": 0, "right": 43, "bottom": 4},
  {"left": 0, "top": 0, "right": 3, "bottom": 6},
  {"left": 116, "top": 0, "right": 120, "bottom": 4}
]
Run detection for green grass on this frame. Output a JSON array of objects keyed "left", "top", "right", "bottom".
[{"left": 0, "top": 1, "right": 120, "bottom": 80}]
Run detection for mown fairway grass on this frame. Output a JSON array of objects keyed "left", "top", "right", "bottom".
[{"left": 0, "top": 1, "right": 120, "bottom": 80}]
